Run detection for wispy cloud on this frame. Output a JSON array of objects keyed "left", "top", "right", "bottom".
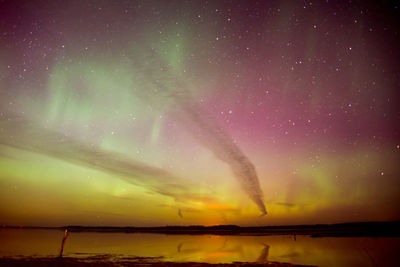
[
  {"left": 130, "top": 49, "right": 267, "bottom": 214},
  {"left": 0, "top": 115, "right": 216, "bottom": 207}
]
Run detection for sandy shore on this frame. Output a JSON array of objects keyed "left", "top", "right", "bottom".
[{"left": 0, "top": 256, "right": 315, "bottom": 266}]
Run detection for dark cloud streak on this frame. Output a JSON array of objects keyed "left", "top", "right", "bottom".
[{"left": 131, "top": 50, "right": 267, "bottom": 214}]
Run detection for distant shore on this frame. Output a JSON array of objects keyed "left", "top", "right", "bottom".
[{"left": 3, "top": 221, "right": 400, "bottom": 237}]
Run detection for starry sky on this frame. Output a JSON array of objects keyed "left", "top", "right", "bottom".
[{"left": 0, "top": 0, "right": 400, "bottom": 227}]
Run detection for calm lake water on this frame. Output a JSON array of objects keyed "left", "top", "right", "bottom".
[{"left": 0, "top": 229, "right": 399, "bottom": 266}]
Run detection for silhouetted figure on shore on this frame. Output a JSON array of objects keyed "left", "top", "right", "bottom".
[{"left": 58, "top": 229, "right": 69, "bottom": 258}]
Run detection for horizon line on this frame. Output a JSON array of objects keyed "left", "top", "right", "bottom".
[{"left": 2, "top": 220, "right": 399, "bottom": 229}]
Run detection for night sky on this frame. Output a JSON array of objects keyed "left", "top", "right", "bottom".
[{"left": 1, "top": 0, "right": 400, "bottom": 226}]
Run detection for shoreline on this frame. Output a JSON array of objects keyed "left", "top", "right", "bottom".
[
  {"left": 3, "top": 221, "right": 399, "bottom": 237},
  {"left": 0, "top": 256, "right": 316, "bottom": 267}
]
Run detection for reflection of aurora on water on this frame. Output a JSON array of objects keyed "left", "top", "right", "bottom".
[{"left": 1, "top": 229, "right": 399, "bottom": 266}]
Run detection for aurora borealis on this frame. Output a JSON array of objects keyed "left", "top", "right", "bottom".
[{"left": 0, "top": 0, "right": 399, "bottom": 227}]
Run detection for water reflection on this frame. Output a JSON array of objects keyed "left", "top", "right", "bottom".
[
  {"left": 257, "top": 244, "right": 269, "bottom": 263},
  {"left": 177, "top": 243, "right": 182, "bottom": 253},
  {"left": 1, "top": 229, "right": 400, "bottom": 267}
]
